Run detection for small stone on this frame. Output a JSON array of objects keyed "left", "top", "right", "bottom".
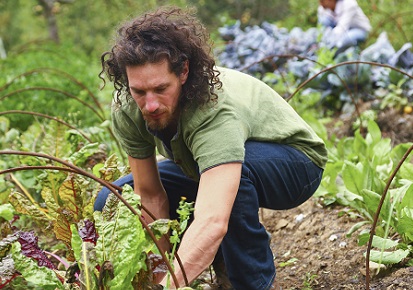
[
  {"left": 295, "top": 213, "right": 305, "bottom": 223},
  {"left": 329, "top": 234, "right": 338, "bottom": 241},
  {"left": 339, "top": 241, "right": 347, "bottom": 248}
]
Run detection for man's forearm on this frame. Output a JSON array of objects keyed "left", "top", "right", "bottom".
[
  {"left": 140, "top": 192, "right": 170, "bottom": 222},
  {"left": 161, "top": 218, "right": 226, "bottom": 288},
  {"left": 140, "top": 192, "right": 171, "bottom": 257}
]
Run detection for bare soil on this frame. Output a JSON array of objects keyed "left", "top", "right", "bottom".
[{"left": 263, "top": 200, "right": 413, "bottom": 290}]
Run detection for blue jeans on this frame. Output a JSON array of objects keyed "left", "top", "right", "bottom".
[{"left": 94, "top": 141, "right": 324, "bottom": 290}]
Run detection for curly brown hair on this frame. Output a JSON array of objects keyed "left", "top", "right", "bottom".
[{"left": 100, "top": 6, "right": 221, "bottom": 106}]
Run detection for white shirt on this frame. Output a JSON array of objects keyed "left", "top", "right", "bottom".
[{"left": 318, "top": 0, "right": 372, "bottom": 36}]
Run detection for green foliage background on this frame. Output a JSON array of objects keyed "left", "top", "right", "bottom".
[{"left": 2, "top": 0, "right": 412, "bottom": 58}]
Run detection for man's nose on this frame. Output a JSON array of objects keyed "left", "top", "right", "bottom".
[{"left": 145, "top": 94, "right": 160, "bottom": 113}]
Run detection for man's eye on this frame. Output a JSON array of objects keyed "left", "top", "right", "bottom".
[{"left": 132, "top": 90, "right": 144, "bottom": 97}]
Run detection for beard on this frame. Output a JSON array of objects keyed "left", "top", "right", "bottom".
[{"left": 142, "top": 107, "right": 180, "bottom": 132}]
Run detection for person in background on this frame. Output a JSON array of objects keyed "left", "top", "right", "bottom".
[
  {"left": 96, "top": 6, "right": 328, "bottom": 290},
  {"left": 318, "top": 0, "right": 371, "bottom": 53}
]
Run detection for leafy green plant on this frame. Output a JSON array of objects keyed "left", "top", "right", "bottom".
[
  {"left": 317, "top": 120, "right": 413, "bottom": 269},
  {"left": 376, "top": 78, "right": 409, "bottom": 111},
  {"left": 302, "top": 271, "right": 318, "bottom": 290},
  {"left": 1, "top": 151, "right": 196, "bottom": 289}
]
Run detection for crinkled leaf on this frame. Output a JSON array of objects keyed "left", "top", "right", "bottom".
[
  {"left": 18, "top": 231, "right": 55, "bottom": 269},
  {"left": 98, "top": 154, "right": 123, "bottom": 182},
  {"left": 336, "top": 190, "right": 372, "bottom": 221},
  {"left": 11, "top": 243, "right": 64, "bottom": 290},
  {"left": 0, "top": 233, "right": 20, "bottom": 258},
  {"left": 0, "top": 254, "right": 15, "bottom": 282},
  {"left": 101, "top": 191, "right": 120, "bottom": 220},
  {"left": 371, "top": 139, "right": 392, "bottom": 169},
  {"left": 368, "top": 249, "right": 410, "bottom": 265},
  {"left": 58, "top": 174, "right": 82, "bottom": 222},
  {"left": 78, "top": 219, "right": 98, "bottom": 244},
  {"left": 149, "top": 219, "right": 173, "bottom": 240},
  {"left": 41, "top": 122, "right": 72, "bottom": 159},
  {"left": 69, "top": 143, "right": 102, "bottom": 168},
  {"left": 8, "top": 190, "right": 52, "bottom": 231},
  {"left": 94, "top": 184, "right": 150, "bottom": 290},
  {"left": 40, "top": 187, "right": 61, "bottom": 220},
  {"left": 53, "top": 212, "right": 74, "bottom": 261}
]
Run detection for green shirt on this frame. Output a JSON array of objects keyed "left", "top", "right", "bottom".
[{"left": 112, "top": 67, "right": 328, "bottom": 181}]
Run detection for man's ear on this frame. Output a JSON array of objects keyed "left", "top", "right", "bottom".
[{"left": 180, "top": 60, "right": 189, "bottom": 85}]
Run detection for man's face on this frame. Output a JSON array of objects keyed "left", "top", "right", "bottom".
[
  {"left": 127, "top": 59, "right": 189, "bottom": 131},
  {"left": 320, "top": 0, "right": 336, "bottom": 10}
]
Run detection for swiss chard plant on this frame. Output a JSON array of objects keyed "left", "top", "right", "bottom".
[{"left": 0, "top": 130, "right": 196, "bottom": 289}]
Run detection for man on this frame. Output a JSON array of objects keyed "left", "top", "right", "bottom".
[
  {"left": 318, "top": 0, "right": 371, "bottom": 53},
  {"left": 96, "top": 7, "right": 328, "bottom": 289}
]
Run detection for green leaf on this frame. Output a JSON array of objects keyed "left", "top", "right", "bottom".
[
  {"left": 357, "top": 231, "right": 370, "bottom": 246},
  {"left": 400, "top": 183, "right": 413, "bottom": 209},
  {"left": 371, "top": 139, "right": 392, "bottom": 168},
  {"left": 71, "top": 224, "right": 82, "bottom": 262},
  {"left": 0, "top": 203, "right": 14, "bottom": 220},
  {"left": 149, "top": 219, "right": 174, "bottom": 239},
  {"left": 400, "top": 163, "right": 413, "bottom": 181},
  {"left": 69, "top": 143, "right": 101, "bottom": 167},
  {"left": 366, "top": 120, "right": 382, "bottom": 145},
  {"left": 94, "top": 184, "right": 151, "bottom": 290},
  {"left": 279, "top": 257, "right": 299, "bottom": 267},
  {"left": 346, "top": 220, "right": 370, "bottom": 238},
  {"left": 359, "top": 189, "right": 391, "bottom": 222},
  {"left": 371, "top": 236, "right": 399, "bottom": 250},
  {"left": 353, "top": 131, "right": 368, "bottom": 160},
  {"left": 11, "top": 243, "right": 64, "bottom": 289},
  {"left": 342, "top": 161, "right": 372, "bottom": 195},
  {"left": 368, "top": 249, "right": 409, "bottom": 265},
  {"left": 397, "top": 208, "right": 413, "bottom": 242}
]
